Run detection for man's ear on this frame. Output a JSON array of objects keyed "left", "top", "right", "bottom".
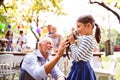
[{"left": 39, "top": 43, "right": 41, "bottom": 47}]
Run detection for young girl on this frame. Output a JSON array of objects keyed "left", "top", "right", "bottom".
[{"left": 67, "top": 15, "right": 101, "bottom": 80}]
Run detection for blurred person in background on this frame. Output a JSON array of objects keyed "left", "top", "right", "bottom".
[
  {"left": 47, "top": 24, "right": 53, "bottom": 37},
  {"left": 49, "top": 26, "right": 61, "bottom": 53},
  {"left": 17, "top": 30, "right": 27, "bottom": 50},
  {"left": 5, "top": 29, "right": 14, "bottom": 51}
]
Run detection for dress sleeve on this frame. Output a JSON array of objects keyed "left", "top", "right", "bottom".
[{"left": 70, "top": 37, "right": 93, "bottom": 61}]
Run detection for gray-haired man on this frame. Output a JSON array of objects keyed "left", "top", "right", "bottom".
[{"left": 19, "top": 37, "right": 68, "bottom": 80}]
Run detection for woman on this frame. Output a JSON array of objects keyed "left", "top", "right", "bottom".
[
  {"left": 5, "top": 29, "right": 14, "bottom": 51},
  {"left": 49, "top": 26, "right": 61, "bottom": 53}
]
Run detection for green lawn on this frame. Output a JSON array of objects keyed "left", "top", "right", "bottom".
[
  {"left": 101, "top": 52, "right": 120, "bottom": 80},
  {"left": 1, "top": 52, "right": 120, "bottom": 80}
]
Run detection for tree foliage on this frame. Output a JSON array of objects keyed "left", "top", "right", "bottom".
[
  {"left": 116, "top": 33, "right": 120, "bottom": 45},
  {"left": 0, "top": 0, "right": 65, "bottom": 48},
  {"left": 0, "top": 0, "right": 64, "bottom": 34},
  {"left": 89, "top": 0, "right": 120, "bottom": 23}
]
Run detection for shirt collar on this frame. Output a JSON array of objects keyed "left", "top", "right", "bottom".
[
  {"left": 34, "top": 50, "right": 44, "bottom": 58},
  {"left": 34, "top": 50, "right": 49, "bottom": 60}
]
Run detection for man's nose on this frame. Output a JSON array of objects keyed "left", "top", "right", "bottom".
[{"left": 49, "top": 45, "right": 53, "bottom": 48}]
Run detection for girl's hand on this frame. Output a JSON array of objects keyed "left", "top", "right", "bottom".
[{"left": 68, "top": 34, "right": 75, "bottom": 44}]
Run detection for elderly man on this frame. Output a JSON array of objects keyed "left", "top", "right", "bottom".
[{"left": 19, "top": 37, "right": 68, "bottom": 80}]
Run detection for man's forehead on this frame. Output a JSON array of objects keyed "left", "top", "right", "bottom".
[
  {"left": 46, "top": 40, "right": 53, "bottom": 44},
  {"left": 39, "top": 37, "right": 53, "bottom": 44}
]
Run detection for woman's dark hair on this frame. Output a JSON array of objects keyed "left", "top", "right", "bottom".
[
  {"left": 77, "top": 15, "right": 101, "bottom": 43},
  {"left": 5, "top": 30, "right": 13, "bottom": 39}
]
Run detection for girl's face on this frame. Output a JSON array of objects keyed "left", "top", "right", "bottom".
[
  {"left": 76, "top": 22, "right": 87, "bottom": 36},
  {"left": 76, "top": 22, "right": 92, "bottom": 36}
]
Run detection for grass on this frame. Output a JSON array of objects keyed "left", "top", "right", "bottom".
[
  {"left": 101, "top": 52, "right": 120, "bottom": 80},
  {"left": 1, "top": 52, "right": 120, "bottom": 80},
  {"left": 58, "top": 52, "right": 120, "bottom": 80}
]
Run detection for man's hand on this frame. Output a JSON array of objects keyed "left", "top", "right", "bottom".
[{"left": 57, "top": 39, "right": 69, "bottom": 57}]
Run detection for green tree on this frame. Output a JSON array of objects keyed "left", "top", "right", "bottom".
[
  {"left": 0, "top": 0, "right": 64, "bottom": 33},
  {"left": 0, "top": 0, "right": 65, "bottom": 48},
  {"left": 100, "top": 27, "right": 119, "bottom": 51},
  {"left": 116, "top": 33, "right": 120, "bottom": 45}
]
